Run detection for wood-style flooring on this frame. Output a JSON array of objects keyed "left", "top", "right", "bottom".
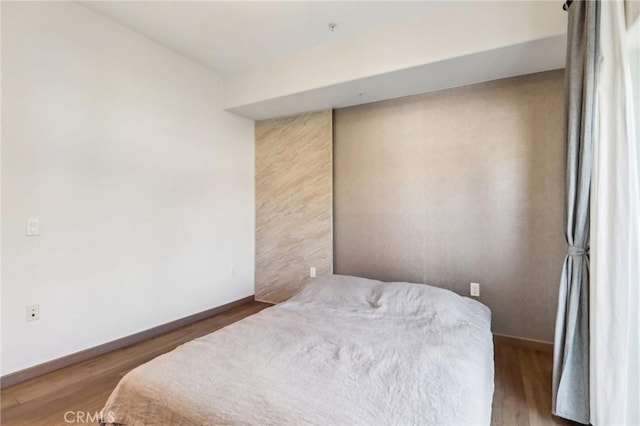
[
  {"left": 492, "top": 341, "right": 570, "bottom": 426},
  {"left": 1, "top": 301, "right": 569, "bottom": 426}
]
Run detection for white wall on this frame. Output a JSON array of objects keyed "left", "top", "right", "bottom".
[{"left": 1, "top": 1, "right": 255, "bottom": 375}]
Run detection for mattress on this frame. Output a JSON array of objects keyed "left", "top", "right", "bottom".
[{"left": 101, "top": 274, "right": 494, "bottom": 425}]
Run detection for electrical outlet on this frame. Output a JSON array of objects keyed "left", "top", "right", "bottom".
[
  {"left": 26, "top": 304, "right": 40, "bottom": 321},
  {"left": 470, "top": 282, "right": 480, "bottom": 297},
  {"left": 310, "top": 267, "right": 316, "bottom": 278}
]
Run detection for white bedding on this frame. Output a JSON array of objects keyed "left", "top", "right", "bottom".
[{"left": 101, "top": 275, "right": 494, "bottom": 425}]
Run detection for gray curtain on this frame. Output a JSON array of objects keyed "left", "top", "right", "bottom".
[{"left": 552, "top": 0, "right": 599, "bottom": 424}]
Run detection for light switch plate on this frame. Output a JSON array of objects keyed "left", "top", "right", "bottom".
[
  {"left": 26, "top": 218, "right": 40, "bottom": 236},
  {"left": 310, "top": 267, "right": 316, "bottom": 278}
]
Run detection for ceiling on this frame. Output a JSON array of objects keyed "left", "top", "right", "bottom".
[
  {"left": 80, "top": 1, "right": 567, "bottom": 120},
  {"left": 81, "top": 1, "right": 446, "bottom": 77},
  {"left": 228, "top": 35, "right": 566, "bottom": 120}
]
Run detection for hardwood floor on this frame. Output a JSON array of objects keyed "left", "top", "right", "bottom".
[
  {"left": 492, "top": 341, "right": 569, "bottom": 426},
  {"left": 1, "top": 301, "right": 569, "bottom": 426}
]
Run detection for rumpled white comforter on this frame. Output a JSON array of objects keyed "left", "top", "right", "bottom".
[{"left": 101, "top": 275, "right": 494, "bottom": 426}]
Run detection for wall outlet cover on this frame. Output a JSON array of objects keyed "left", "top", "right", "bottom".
[
  {"left": 470, "top": 282, "right": 480, "bottom": 297},
  {"left": 27, "top": 304, "right": 40, "bottom": 321}
]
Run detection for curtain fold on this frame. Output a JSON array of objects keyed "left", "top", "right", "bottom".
[
  {"left": 591, "top": 2, "right": 640, "bottom": 424},
  {"left": 552, "top": 1, "right": 599, "bottom": 424}
]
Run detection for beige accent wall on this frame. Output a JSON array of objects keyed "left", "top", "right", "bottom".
[
  {"left": 255, "top": 110, "right": 333, "bottom": 303},
  {"left": 334, "top": 70, "right": 566, "bottom": 342}
]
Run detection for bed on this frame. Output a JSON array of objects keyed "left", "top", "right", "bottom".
[{"left": 101, "top": 274, "right": 494, "bottom": 425}]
